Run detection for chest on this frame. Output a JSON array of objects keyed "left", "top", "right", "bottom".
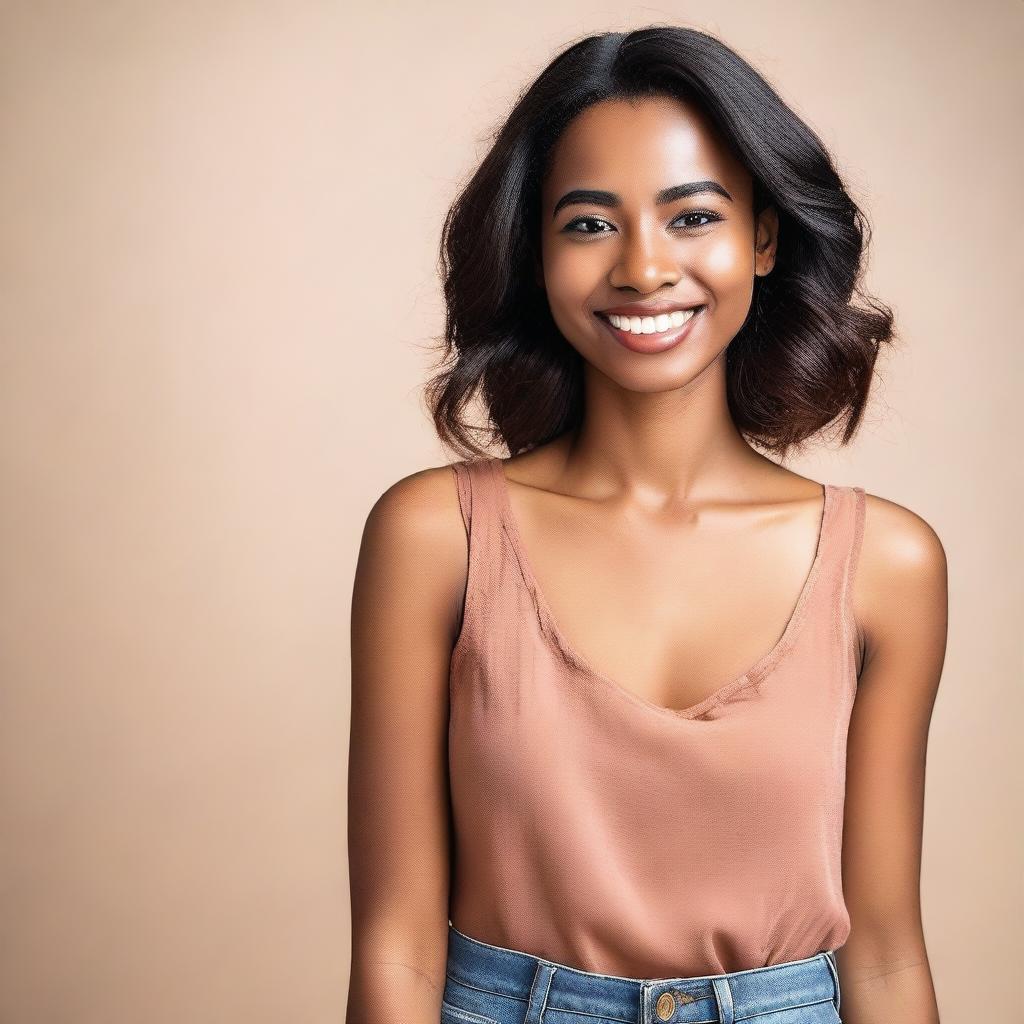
[{"left": 495, "top": 484, "right": 833, "bottom": 718}]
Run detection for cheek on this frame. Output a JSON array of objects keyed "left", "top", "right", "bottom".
[
  {"left": 700, "top": 237, "right": 756, "bottom": 345},
  {"left": 543, "top": 247, "right": 599, "bottom": 318},
  {"left": 700, "top": 234, "right": 754, "bottom": 289}
]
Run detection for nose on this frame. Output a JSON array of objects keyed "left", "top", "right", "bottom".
[{"left": 606, "top": 221, "right": 682, "bottom": 293}]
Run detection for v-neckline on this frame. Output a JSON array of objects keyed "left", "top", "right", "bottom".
[{"left": 487, "top": 457, "right": 836, "bottom": 721}]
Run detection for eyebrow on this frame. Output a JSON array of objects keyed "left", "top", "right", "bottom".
[{"left": 552, "top": 181, "right": 733, "bottom": 219}]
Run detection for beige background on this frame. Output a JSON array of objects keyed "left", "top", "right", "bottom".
[{"left": 1, "top": 2, "right": 1019, "bottom": 1022}]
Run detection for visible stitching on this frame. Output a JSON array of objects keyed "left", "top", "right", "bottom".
[
  {"left": 734, "top": 995, "right": 836, "bottom": 1021},
  {"left": 448, "top": 925, "right": 831, "bottom": 985},
  {"left": 538, "top": 1007, "right": 636, "bottom": 1024},
  {"left": 441, "top": 1000, "right": 501, "bottom": 1024},
  {"left": 524, "top": 963, "right": 543, "bottom": 1024},
  {"left": 446, "top": 974, "right": 527, "bottom": 1003},
  {"left": 538, "top": 966, "right": 556, "bottom": 1024},
  {"left": 444, "top": 972, "right": 835, "bottom": 1024},
  {"left": 822, "top": 949, "right": 841, "bottom": 1013}
]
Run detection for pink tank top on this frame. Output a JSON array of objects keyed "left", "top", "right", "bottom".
[{"left": 447, "top": 456, "right": 866, "bottom": 978}]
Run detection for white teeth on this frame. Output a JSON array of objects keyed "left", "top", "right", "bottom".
[{"left": 608, "top": 308, "right": 699, "bottom": 335}]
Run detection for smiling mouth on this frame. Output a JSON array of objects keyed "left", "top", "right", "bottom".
[
  {"left": 593, "top": 305, "right": 706, "bottom": 355},
  {"left": 595, "top": 306, "right": 705, "bottom": 337}
]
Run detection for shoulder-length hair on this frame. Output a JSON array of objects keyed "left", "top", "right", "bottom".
[{"left": 425, "top": 26, "right": 895, "bottom": 461}]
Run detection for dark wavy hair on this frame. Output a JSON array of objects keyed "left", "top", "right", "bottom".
[{"left": 425, "top": 25, "right": 896, "bottom": 461}]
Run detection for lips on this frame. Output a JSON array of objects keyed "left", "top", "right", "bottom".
[{"left": 595, "top": 304, "right": 705, "bottom": 355}]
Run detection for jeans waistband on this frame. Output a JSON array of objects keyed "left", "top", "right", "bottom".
[{"left": 446, "top": 924, "right": 841, "bottom": 1024}]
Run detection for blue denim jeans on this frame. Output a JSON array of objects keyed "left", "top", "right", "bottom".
[{"left": 443, "top": 924, "right": 843, "bottom": 1024}]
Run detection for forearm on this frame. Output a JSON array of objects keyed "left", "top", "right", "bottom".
[
  {"left": 837, "top": 941, "right": 939, "bottom": 1024},
  {"left": 347, "top": 956, "right": 445, "bottom": 1024}
]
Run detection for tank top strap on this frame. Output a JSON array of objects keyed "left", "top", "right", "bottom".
[
  {"left": 809, "top": 483, "right": 867, "bottom": 657},
  {"left": 450, "top": 457, "right": 504, "bottom": 543},
  {"left": 450, "top": 457, "right": 510, "bottom": 635},
  {"left": 838, "top": 484, "right": 867, "bottom": 655}
]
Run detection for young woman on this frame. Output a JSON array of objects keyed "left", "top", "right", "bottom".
[{"left": 348, "top": 26, "right": 947, "bottom": 1024}]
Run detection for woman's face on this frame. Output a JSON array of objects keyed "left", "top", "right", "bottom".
[{"left": 538, "top": 96, "right": 778, "bottom": 392}]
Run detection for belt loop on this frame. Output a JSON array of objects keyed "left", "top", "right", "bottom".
[
  {"left": 823, "top": 950, "right": 841, "bottom": 1013},
  {"left": 710, "top": 976, "right": 734, "bottom": 1024},
  {"left": 524, "top": 962, "right": 557, "bottom": 1024}
]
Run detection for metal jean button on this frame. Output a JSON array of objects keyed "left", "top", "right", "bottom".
[{"left": 655, "top": 992, "right": 675, "bottom": 1020}]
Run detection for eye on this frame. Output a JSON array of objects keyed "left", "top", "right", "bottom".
[
  {"left": 561, "top": 209, "right": 723, "bottom": 235},
  {"left": 562, "top": 216, "right": 614, "bottom": 235},
  {"left": 675, "top": 209, "right": 722, "bottom": 229}
]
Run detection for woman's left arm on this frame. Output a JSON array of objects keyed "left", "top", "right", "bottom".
[{"left": 838, "top": 493, "right": 949, "bottom": 1024}]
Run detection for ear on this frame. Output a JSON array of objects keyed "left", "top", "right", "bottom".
[{"left": 754, "top": 205, "right": 779, "bottom": 277}]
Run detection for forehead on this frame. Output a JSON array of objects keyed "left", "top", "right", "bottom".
[{"left": 541, "top": 95, "right": 749, "bottom": 207}]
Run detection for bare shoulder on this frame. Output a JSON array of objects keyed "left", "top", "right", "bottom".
[
  {"left": 360, "top": 462, "right": 464, "bottom": 551},
  {"left": 854, "top": 490, "right": 949, "bottom": 673},
  {"left": 857, "top": 491, "right": 948, "bottom": 591},
  {"left": 353, "top": 462, "right": 468, "bottom": 641}
]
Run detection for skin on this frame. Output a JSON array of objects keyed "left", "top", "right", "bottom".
[{"left": 349, "top": 96, "right": 947, "bottom": 1024}]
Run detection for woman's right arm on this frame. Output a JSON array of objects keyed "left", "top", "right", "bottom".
[{"left": 346, "top": 466, "right": 468, "bottom": 1024}]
